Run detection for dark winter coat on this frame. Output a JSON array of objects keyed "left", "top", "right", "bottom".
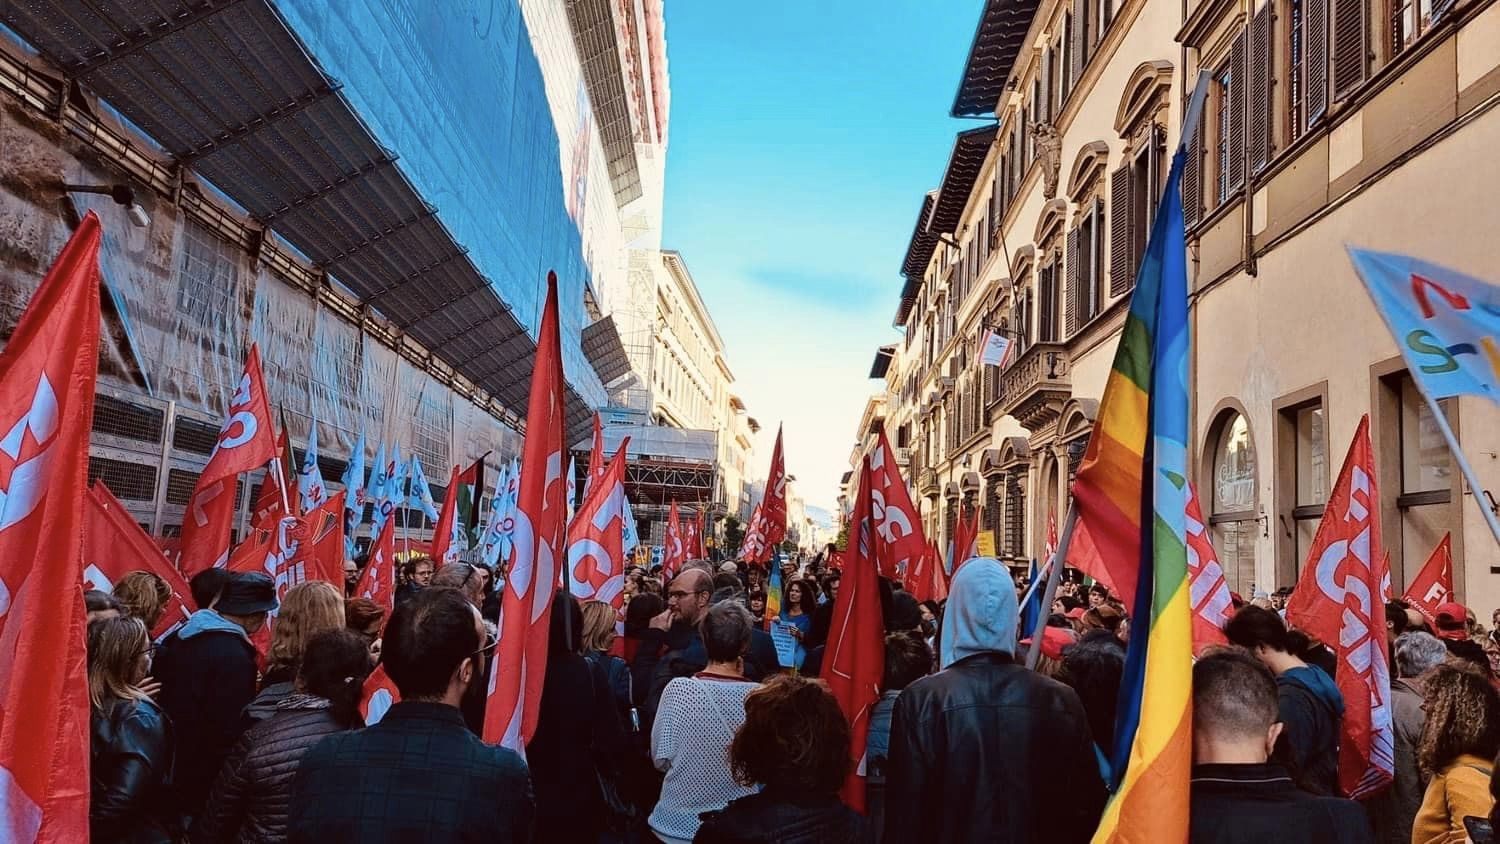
[
  {"left": 1274, "top": 665, "right": 1346, "bottom": 795},
  {"left": 1189, "top": 762, "right": 1374, "bottom": 844},
  {"left": 694, "top": 788, "right": 872, "bottom": 844},
  {"left": 287, "top": 701, "right": 533, "bottom": 843},
  {"left": 883, "top": 652, "right": 1105, "bottom": 844},
  {"left": 91, "top": 696, "right": 175, "bottom": 844},
  {"left": 528, "top": 652, "right": 626, "bottom": 842},
  {"left": 153, "top": 610, "right": 259, "bottom": 820},
  {"left": 192, "top": 695, "right": 355, "bottom": 843}
]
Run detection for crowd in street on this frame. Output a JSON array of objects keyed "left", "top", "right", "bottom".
[{"left": 82, "top": 548, "right": 1500, "bottom": 844}]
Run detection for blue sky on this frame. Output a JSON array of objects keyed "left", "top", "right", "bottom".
[{"left": 661, "top": 2, "right": 983, "bottom": 511}]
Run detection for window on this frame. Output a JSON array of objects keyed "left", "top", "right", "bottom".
[
  {"left": 1291, "top": 402, "right": 1328, "bottom": 566},
  {"left": 1400, "top": 378, "right": 1451, "bottom": 495},
  {"left": 1216, "top": 64, "right": 1235, "bottom": 204},
  {"left": 1392, "top": 0, "right": 1445, "bottom": 55},
  {"left": 1068, "top": 198, "right": 1105, "bottom": 333},
  {"left": 1289, "top": 0, "right": 1305, "bottom": 141},
  {"left": 1038, "top": 261, "right": 1060, "bottom": 342},
  {"left": 1210, "top": 411, "right": 1259, "bottom": 594},
  {"left": 1060, "top": 15, "right": 1074, "bottom": 101},
  {"left": 1098, "top": 0, "right": 1114, "bottom": 35},
  {"left": 1044, "top": 46, "right": 1057, "bottom": 119}
]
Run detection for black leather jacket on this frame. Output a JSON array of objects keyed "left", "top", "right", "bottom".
[
  {"left": 883, "top": 652, "right": 1106, "bottom": 844},
  {"left": 91, "top": 696, "right": 174, "bottom": 844},
  {"left": 695, "top": 788, "right": 871, "bottom": 844}
]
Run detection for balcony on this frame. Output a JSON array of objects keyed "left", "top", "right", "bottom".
[
  {"left": 992, "top": 342, "right": 1071, "bottom": 429},
  {"left": 918, "top": 466, "right": 940, "bottom": 499},
  {"left": 892, "top": 446, "right": 911, "bottom": 466}
]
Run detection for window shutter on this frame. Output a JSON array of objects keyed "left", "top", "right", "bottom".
[
  {"left": 1183, "top": 121, "right": 1204, "bottom": 229},
  {"left": 1229, "top": 33, "right": 1248, "bottom": 191},
  {"left": 1111, "top": 163, "right": 1133, "bottom": 295},
  {"left": 1331, "top": 0, "right": 1367, "bottom": 100},
  {"left": 1071, "top": 0, "right": 1087, "bottom": 85},
  {"left": 1250, "top": 7, "right": 1274, "bottom": 173},
  {"left": 1307, "top": 0, "right": 1331, "bottom": 125},
  {"left": 1065, "top": 230, "right": 1082, "bottom": 336}
]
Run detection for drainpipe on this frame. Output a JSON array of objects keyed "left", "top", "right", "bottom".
[{"left": 1242, "top": 2, "right": 1259, "bottom": 278}]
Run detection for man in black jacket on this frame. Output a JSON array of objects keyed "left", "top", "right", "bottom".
[
  {"left": 1189, "top": 648, "right": 1372, "bottom": 843},
  {"left": 288, "top": 587, "right": 533, "bottom": 842},
  {"left": 884, "top": 558, "right": 1104, "bottom": 843},
  {"left": 154, "top": 571, "right": 275, "bottom": 824}
]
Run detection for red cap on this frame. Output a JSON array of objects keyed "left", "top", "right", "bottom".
[
  {"left": 1435, "top": 601, "right": 1470, "bottom": 640},
  {"left": 1021, "top": 626, "right": 1077, "bottom": 661},
  {"left": 1065, "top": 607, "right": 1086, "bottom": 620}
]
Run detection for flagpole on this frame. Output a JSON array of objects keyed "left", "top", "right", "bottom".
[
  {"left": 1026, "top": 504, "right": 1079, "bottom": 670},
  {"left": 271, "top": 457, "right": 292, "bottom": 515},
  {"left": 1413, "top": 386, "right": 1500, "bottom": 547}
]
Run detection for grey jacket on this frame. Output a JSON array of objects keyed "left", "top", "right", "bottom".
[{"left": 1369, "top": 677, "right": 1427, "bottom": 844}]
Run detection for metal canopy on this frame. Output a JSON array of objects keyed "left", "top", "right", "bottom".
[
  {"left": 951, "top": 0, "right": 1043, "bottom": 118},
  {"left": 565, "top": 0, "right": 644, "bottom": 207},
  {"left": 581, "top": 315, "right": 632, "bottom": 386},
  {"left": 1, "top": 0, "right": 592, "bottom": 442}
]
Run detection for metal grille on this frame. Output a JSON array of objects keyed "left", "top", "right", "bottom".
[
  {"left": 88, "top": 456, "right": 159, "bottom": 501},
  {"left": 176, "top": 222, "right": 237, "bottom": 325},
  {"left": 173, "top": 417, "right": 221, "bottom": 455},
  {"left": 165, "top": 468, "right": 201, "bottom": 505},
  {"left": 411, "top": 391, "right": 451, "bottom": 472},
  {"left": 92, "top": 394, "right": 165, "bottom": 444}
]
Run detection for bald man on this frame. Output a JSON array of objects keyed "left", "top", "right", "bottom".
[{"left": 632, "top": 568, "right": 729, "bottom": 727}]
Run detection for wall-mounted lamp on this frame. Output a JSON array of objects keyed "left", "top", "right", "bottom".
[
  {"left": 64, "top": 182, "right": 150, "bottom": 228},
  {"left": 1257, "top": 506, "right": 1270, "bottom": 538}
]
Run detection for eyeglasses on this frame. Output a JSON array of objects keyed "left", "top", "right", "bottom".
[{"left": 471, "top": 629, "right": 499, "bottom": 659}]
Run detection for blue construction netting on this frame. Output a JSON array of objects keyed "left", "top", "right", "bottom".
[{"left": 274, "top": 0, "right": 606, "bottom": 409}]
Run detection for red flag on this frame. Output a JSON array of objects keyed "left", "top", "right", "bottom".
[
  {"left": 694, "top": 510, "right": 707, "bottom": 558},
  {"left": 84, "top": 482, "right": 193, "bottom": 640},
  {"left": 1286, "top": 416, "right": 1393, "bottom": 798},
  {"left": 179, "top": 344, "right": 277, "bottom": 576},
  {"left": 870, "top": 427, "right": 926, "bottom": 581},
  {"left": 485, "top": 272, "right": 568, "bottom": 752},
  {"left": 928, "top": 541, "right": 948, "bottom": 603},
  {"left": 1401, "top": 533, "right": 1453, "bottom": 625},
  {"left": 951, "top": 505, "right": 979, "bottom": 572},
  {"left": 586, "top": 412, "right": 606, "bottom": 488},
  {"left": 568, "top": 448, "right": 628, "bottom": 630},
  {"left": 825, "top": 456, "right": 883, "bottom": 813},
  {"left": 911, "top": 540, "right": 948, "bottom": 604},
  {"left": 0, "top": 213, "right": 101, "bottom": 842},
  {"left": 1185, "top": 484, "right": 1233, "bottom": 655},
  {"left": 360, "top": 663, "right": 400, "bottom": 725},
  {"left": 354, "top": 517, "right": 398, "bottom": 614},
  {"left": 429, "top": 465, "right": 464, "bottom": 566},
  {"left": 827, "top": 548, "right": 844, "bottom": 571},
  {"left": 229, "top": 492, "right": 345, "bottom": 601},
  {"left": 738, "top": 502, "right": 768, "bottom": 563},
  {"left": 761, "top": 426, "right": 788, "bottom": 547},
  {"left": 662, "top": 500, "right": 685, "bottom": 579},
  {"left": 249, "top": 426, "right": 289, "bottom": 530}
]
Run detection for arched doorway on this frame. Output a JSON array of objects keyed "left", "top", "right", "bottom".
[{"left": 1209, "top": 409, "right": 1259, "bottom": 594}]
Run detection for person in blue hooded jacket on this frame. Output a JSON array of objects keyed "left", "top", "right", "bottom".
[
  {"left": 883, "top": 558, "right": 1104, "bottom": 844},
  {"left": 1225, "top": 605, "right": 1346, "bottom": 795}
]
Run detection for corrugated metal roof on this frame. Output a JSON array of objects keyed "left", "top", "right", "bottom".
[
  {"left": 581, "top": 314, "right": 632, "bottom": 385},
  {"left": 951, "top": 0, "right": 1042, "bottom": 118},
  {"left": 895, "top": 126, "right": 996, "bottom": 325},
  {"left": 1, "top": 0, "right": 592, "bottom": 444}
]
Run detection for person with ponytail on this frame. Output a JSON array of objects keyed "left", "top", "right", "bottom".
[{"left": 194, "top": 628, "right": 372, "bottom": 842}]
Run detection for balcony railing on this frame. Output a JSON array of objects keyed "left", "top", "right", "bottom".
[
  {"left": 992, "top": 342, "right": 1071, "bottom": 429},
  {"left": 918, "top": 466, "right": 940, "bottom": 497},
  {"left": 892, "top": 446, "right": 910, "bottom": 466}
]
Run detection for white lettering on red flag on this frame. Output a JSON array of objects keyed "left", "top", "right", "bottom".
[
  {"left": 0, "top": 213, "right": 102, "bottom": 842},
  {"left": 1185, "top": 484, "right": 1233, "bottom": 654},
  {"left": 869, "top": 427, "right": 925, "bottom": 580},
  {"left": 1401, "top": 533, "right": 1453, "bottom": 625},
  {"left": 1286, "top": 416, "right": 1394, "bottom": 799},
  {"left": 84, "top": 482, "right": 193, "bottom": 640},
  {"left": 568, "top": 448, "right": 629, "bottom": 632}
]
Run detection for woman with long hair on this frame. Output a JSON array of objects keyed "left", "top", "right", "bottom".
[
  {"left": 89, "top": 616, "right": 174, "bottom": 843},
  {"left": 777, "top": 578, "right": 816, "bottom": 669},
  {"left": 694, "top": 674, "right": 869, "bottom": 842},
  {"left": 113, "top": 571, "right": 172, "bottom": 634},
  {"left": 581, "top": 599, "right": 632, "bottom": 718},
  {"left": 246, "top": 581, "right": 345, "bottom": 723},
  {"left": 1412, "top": 661, "right": 1500, "bottom": 843},
  {"left": 194, "top": 629, "right": 372, "bottom": 842}
]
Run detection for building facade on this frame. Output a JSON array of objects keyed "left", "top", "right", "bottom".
[{"left": 873, "top": 0, "right": 1500, "bottom": 609}]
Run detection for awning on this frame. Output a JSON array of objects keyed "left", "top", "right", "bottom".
[
  {"left": 951, "top": 0, "right": 1044, "bottom": 118},
  {"left": 0, "top": 0, "right": 593, "bottom": 445},
  {"left": 582, "top": 315, "right": 633, "bottom": 386},
  {"left": 869, "top": 344, "right": 895, "bottom": 379},
  {"left": 895, "top": 126, "right": 997, "bottom": 324}
]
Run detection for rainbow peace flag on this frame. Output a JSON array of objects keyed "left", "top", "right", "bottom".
[
  {"left": 1070, "top": 148, "right": 1194, "bottom": 842},
  {"left": 765, "top": 552, "right": 782, "bottom": 622}
]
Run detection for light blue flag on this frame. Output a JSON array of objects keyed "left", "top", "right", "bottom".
[
  {"left": 478, "top": 461, "right": 511, "bottom": 567},
  {"left": 1347, "top": 248, "right": 1500, "bottom": 402},
  {"left": 369, "top": 442, "right": 392, "bottom": 536},
  {"left": 621, "top": 492, "right": 640, "bottom": 555},
  {"left": 407, "top": 456, "right": 441, "bottom": 522},
  {"left": 341, "top": 429, "right": 367, "bottom": 558},
  {"left": 298, "top": 418, "right": 328, "bottom": 512}
]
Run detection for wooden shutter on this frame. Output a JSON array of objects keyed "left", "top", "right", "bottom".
[
  {"left": 1110, "top": 163, "right": 1133, "bottom": 295},
  {"left": 1331, "top": 0, "right": 1368, "bottom": 100},
  {"left": 1065, "top": 230, "right": 1082, "bottom": 336},
  {"left": 1249, "top": 7, "right": 1274, "bottom": 173},
  {"left": 1183, "top": 121, "right": 1204, "bottom": 229},
  {"left": 1071, "top": 0, "right": 1087, "bottom": 85},
  {"left": 1307, "top": 0, "right": 1331, "bottom": 125},
  {"left": 1228, "top": 33, "right": 1248, "bottom": 192}
]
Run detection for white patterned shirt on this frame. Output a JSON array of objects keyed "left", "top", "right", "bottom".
[{"left": 648, "top": 674, "right": 759, "bottom": 843}]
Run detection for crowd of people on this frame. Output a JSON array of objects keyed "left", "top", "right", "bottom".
[{"left": 80, "top": 546, "right": 1500, "bottom": 843}]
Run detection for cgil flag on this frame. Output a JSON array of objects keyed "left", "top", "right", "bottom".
[
  {"left": 298, "top": 418, "right": 328, "bottom": 512},
  {"left": 0, "top": 213, "right": 102, "bottom": 843},
  {"left": 1286, "top": 416, "right": 1394, "bottom": 798},
  {"left": 825, "top": 456, "right": 884, "bottom": 813},
  {"left": 869, "top": 425, "right": 926, "bottom": 581},
  {"left": 585, "top": 411, "right": 606, "bottom": 494},
  {"left": 1402, "top": 533, "right": 1453, "bottom": 625},
  {"left": 1184, "top": 484, "right": 1234, "bottom": 655},
  {"left": 354, "top": 517, "right": 398, "bottom": 614},
  {"left": 761, "top": 426, "right": 789, "bottom": 548},
  {"left": 1073, "top": 147, "right": 1194, "bottom": 843},
  {"left": 179, "top": 344, "right": 278, "bottom": 576},
  {"left": 568, "top": 444, "right": 631, "bottom": 631},
  {"left": 84, "top": 482, "right": 193, "bottom": 641},
  {"left": 946, "top": 505, "right": 979, "bottom": 575},
  {"left": 662, "top": 500, "right": 685, "bottom": 580},
  {"left": 360, "top": 663, "right": 400, "bottom": 726},
  {"left": 485, "top": 272, "right": 569, "bottom": 753}
]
